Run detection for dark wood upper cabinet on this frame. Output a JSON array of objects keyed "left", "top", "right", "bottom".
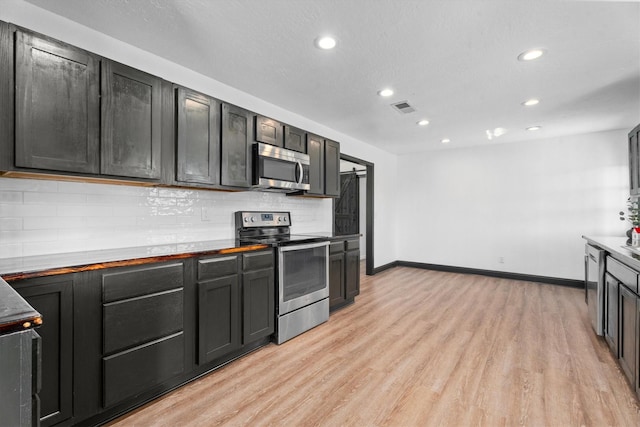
[
  {"left": 221, "top": 103, "right": 252, "bottom": 187},
  {"left": 176, "top": 87, "right": 220, "bottom": 185},
  {"left": 255, "top": 115, "right": 283, "bottom": 147},
  {"left": 0, "top": 21, "right": 14, "bottom": 172},
  {"left": 101, "top": 60, "right": 162, "bottom": 179},
  {"left": 15, "top": 30, "right": 100, "bottom": 174},
  {"left": 307, "top": 133, "right": 325, "bottom": 195},
  {"left": 630, "top": 124, "right": 640, "bottom": 197},
  {"left": 284, "top": 125, "right": 306, "bottom": 153},
  {"left": 324, "top": 139, "right": 340, "bottom": 197}
]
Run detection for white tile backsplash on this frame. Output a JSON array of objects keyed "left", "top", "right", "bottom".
[{"left": 0, "top": 177, "right": 332, "bottom": 257}]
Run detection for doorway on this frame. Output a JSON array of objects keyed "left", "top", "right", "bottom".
[{"left": 334, "top": 154, "right": 374, "bottom": 276}]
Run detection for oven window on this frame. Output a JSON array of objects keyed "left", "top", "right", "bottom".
[
  {"left": 281, "top": 246, "right": 327, "bottom": 301},
  {"left": 262, "top": 157, "right": 297, "bottom": 182}
]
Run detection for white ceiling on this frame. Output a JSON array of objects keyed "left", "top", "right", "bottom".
[{"left": 24, "top": 0, "right": 640, "bottom": 154}]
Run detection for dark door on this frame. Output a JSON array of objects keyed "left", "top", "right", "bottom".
[
  {"left": 604, "top": 273, "right": 619, "bottom": 356},
  {"left": 255, "top": 116, "right": 283, "bottom": 147},
  {"left": 619, "top": 285, "right": 637, "bottom": 386},
  {"left": 324, "top": 139, "right": 340, "bottom": 197},
  {"left": 14, "top": 277, "right": 73, "bottom": 427},
  {"left": 221, "top": 103, "right": 252, "bottom": 187},
  {"left": 242, "top": 268, "right": 275, "bottom": 343},
  {"left": 335, "top": 172, "right": 360, "bottom": 235},
  {"left": 198, "top": 275, "right": 241, "bottom": 364},
  {"left": 307, "top": 134, "right": 325, "bottom": 195},
  {"left": 15, "top": 30, "right": 99, "bottom": 174},
  {"left": 176, "top": 87, "right": 220, "bottom": 185},
  {"left": 101, "top": 60, "right": 162, "bottom": 179},
  {"left": 284, "top": 125, "right": 306, "bottom": 153}
]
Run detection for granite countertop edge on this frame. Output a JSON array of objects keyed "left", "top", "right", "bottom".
[{"left": 582, "top": 235, "right": 640, "bottom": 270}]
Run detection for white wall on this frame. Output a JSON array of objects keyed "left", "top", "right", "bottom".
[
  {"left": 395, "top": 129, "right": 629, "bottom": 280},
  {"left": 0, "top": 1, "right": 398, "bottom": 267}
]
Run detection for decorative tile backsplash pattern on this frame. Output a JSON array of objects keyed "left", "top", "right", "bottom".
[{"left": 0, "top": 177, "right": 332, "bottom": 258}]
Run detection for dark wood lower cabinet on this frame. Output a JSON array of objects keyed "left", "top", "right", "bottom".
[
  {"left": 619, "top": 285, "right": 637, "bottom": 387},
  {"left": 198, "top": 275, "right": 241, "bottom": 364},
  {"left": 605, "top": 273, "right": 619, "bottom": 356},
  {"left": 6, "top": 251, "right": 274, "bottom": 426},
  {"left": 13, "top": 275, "right": 74, "bottom": 427},
  {"left": 329, "top": 238, "right": 360, "bottom": 311}
]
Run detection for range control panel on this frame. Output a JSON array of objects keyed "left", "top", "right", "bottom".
[{"left": 235, "top": 211, "right": 291, "bottom": 228}]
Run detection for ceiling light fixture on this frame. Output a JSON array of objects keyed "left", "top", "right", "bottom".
[
  {"left": 522, "top": 98, "right": 540, "bottom": 106},
  {"left": 517, "top": 48, "right": 546, "bottom": 61},
  {"left": 378, "top": 88, "right": 394, "bottom": 97},
  {"left": 486, "top": 127, "right": 507, "bottom": 140},
  {"left": 417, "top": 119, "right": 429, "bottom": 126},
  {"left": 441, "top": 138, "right": 450, "bottom": 144},
  {"left": 315, "top": 36, "right": 336, "bottom": 50},
  {"left": 527, "top": 126, "right": 542, "bottom": 131}
]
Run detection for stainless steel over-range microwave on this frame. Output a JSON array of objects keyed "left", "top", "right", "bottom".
[{"left": 253, "top": 143, "right": 310, "bottom": 192}]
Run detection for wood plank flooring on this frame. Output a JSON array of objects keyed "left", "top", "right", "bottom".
[{"left": 108, "top": 266, "right": 640, "bottom": 426}]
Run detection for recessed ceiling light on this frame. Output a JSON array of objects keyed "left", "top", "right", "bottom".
[
  {"left": 378, "top": 88, "right": 394, "bottom": 97},
  {"left": 417, "top": 119, "right": 429, "bottom": 126},
  {"left": 518, "top": 48, "right": 546, "bottom": 61},
  {"left": 441, "top": 138, "right": 450, "bottom": 144},
  {"left": 527, "top": 126, "right": 542, "bottom": 131},
  {"left": 315, "top": 36, "right": 336, "bottom": 50},
  {"left": 486, "top": 127, "right": 507, "bottom": 140},
  {"left": 522, "top": 98, "right": 540, "bottom": 106}
]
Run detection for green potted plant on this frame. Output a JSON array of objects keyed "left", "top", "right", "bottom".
[{"left": 620, "top": 197, "right": 640, "bottom": 245}]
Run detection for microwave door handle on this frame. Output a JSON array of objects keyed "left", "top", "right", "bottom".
[{"left": 296, "top": 161, "right": 303, "bottom": 184}]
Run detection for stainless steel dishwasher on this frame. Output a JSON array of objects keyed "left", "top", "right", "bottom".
[{"left": 585, "top": 243, "right": 606, "bottom": 336}]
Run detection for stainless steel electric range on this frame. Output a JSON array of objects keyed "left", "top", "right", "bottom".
[{"left": 235, "top": 211, "right": 329, "bottom": 344}]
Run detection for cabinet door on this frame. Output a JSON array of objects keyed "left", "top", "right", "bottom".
[
  {"left": 255, "top": 116, "right": 283, "bottom": 147},
  {"left": 14, "top": 277, "right": 73, "bottom": 427},
  {"left": 176, "top": 87, "right": 220, "bottom": 185},
  {"left": 221, "top": 103, "right": 252, "bottom": 187},
  {"left": 15, "top": 30, "right": 99, "bottom": 174},
  {"left": 324, "top": 139, "right": 340, "bottom": 197},
  {"left": 198, "top": 275, "right": 241, "bottom": 364},
  {"left": 329, "top": 251, "right": 346, "bottom": 309},
  {"left": 345, "top": 248, "right": 361, "bottom": 299},
  {"left": 307, "top": 134, "right": 325, "bottom": 195},
  {"left": 631, "top": 125, "right": 640, "bottom": 196},
  {"left": 619, "top": 285, "right": 637, "bottom": 386},
  {"left": 0, "top": 21, "right": 14, "bottom": 172},
  {"left": 604, "top": 273, "right": 619, "bottom": 356},
  {"left": 101, "top": 60, "right": 162, "bottom": 179},
  {"left": 284, "top": 125, "right": 306, "bottom": 153},
  {"left": 243, "top": 268, "right": 275, "bottom": 343}
]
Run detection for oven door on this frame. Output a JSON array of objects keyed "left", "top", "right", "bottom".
[{"left": 278, "top": 241, "right": 329, "bottom": 314}]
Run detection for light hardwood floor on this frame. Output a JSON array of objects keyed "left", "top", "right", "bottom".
[{"left": 108, "top": 266, "right": 640, "bottom": 426}]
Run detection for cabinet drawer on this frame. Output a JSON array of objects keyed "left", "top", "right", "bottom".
[
  {"left": 102, "top": 263, "right": 183, "bottom": 303},
  {"left": 607, "top": 256, "right": 638, "bottom": 293},
  {"left": 198, "top": 255, "right": 239, "bottom": 280},
  {"left": 330, "top": 241, "right": 344, "bottom": 254},
  {"left": 103, "top": 332, "right": 184, "bottom": 407},
  {"left": 103, "top": 288, "right": 184, "bottom": 355},
  {"left": 346, "top": 239, "right": 360, "bottom": 251},
  {"left": 243, "top": 250, "right": 273, "bottom": 272}
]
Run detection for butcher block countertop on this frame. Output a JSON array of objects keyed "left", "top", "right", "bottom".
[
  {"left": 0, "top": 276, "right": 42, "bottom": 333},
  {"left": 0, "top": 240, "right": 269, "bottom": 282}
]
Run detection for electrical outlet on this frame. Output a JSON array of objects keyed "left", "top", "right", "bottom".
[
  {"left": 201, "top": 206, "right": 211, "bottom": 221},
  {"left": 498, "top": 256, "right": 505, "bottom": 264}
]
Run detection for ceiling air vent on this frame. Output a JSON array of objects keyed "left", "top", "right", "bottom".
[{"left": 391, "top": 100, "right": 415, "bottom": 114}]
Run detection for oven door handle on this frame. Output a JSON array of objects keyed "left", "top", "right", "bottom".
[
  {"left": 278, "top": 240, "right": 329, "bottom": 252},
  {"left": 295, "top": 161, "right": 303, "bottom": 185}
]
